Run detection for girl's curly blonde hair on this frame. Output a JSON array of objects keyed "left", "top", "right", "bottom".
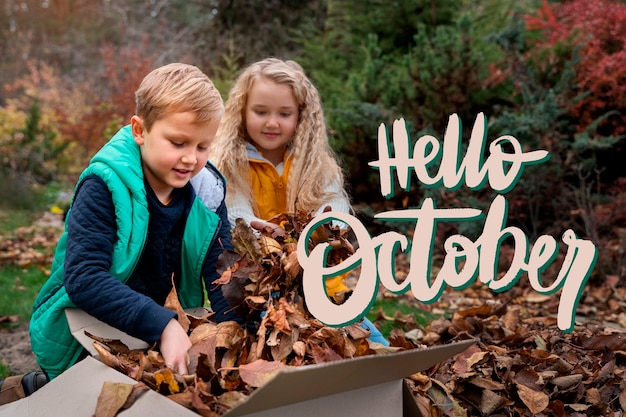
[{"left": 209, "top": 57, "right": 350, "bottom": 217}]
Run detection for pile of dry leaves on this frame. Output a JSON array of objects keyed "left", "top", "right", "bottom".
[
  {"left": 89, "top": 212, "right": 412, "bottom": 416},
  {"left": 13, "top": 211, "right": 624, "bottom": 416}
]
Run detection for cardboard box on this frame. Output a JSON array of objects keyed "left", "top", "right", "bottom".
[{"left": 0, "top": 309, "right": 475, "bottom": 416}]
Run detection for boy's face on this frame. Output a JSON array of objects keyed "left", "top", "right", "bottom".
[{"left": 131, "top": 111, "right": 220, "bottom": 203}]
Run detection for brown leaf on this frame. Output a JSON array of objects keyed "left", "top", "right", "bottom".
[
  {"left": 469, "top": 376, "right": 506, "bottom": 391},
  {"left": 513, "top": 368, "right": 543, "bottom": 390},
  {"left": 452, "top": 343, "right": 482, "bottom": 375},
  {"left": 582, "top": 333, "right": 626, "bottom": 351},
  {"left": 216, "top": 391, "right": 249, "bottom": 411},
  {"left": 93, "top": 381, "right": 134, "bottom": 417},
  {"left": 189, "top": 322, "right": 218, "bottom": 345},
  {"left": 479, "top": 389, "right": 505, "bottom": 416},
  {"left": 308, "top": 342, "right": 343, "bottom": 364},
  {"left": 516, "top": 383, "right": 549, "bottom": 414},
  {"left": 270, "top": 332, "right": 294, "bottom": 362},
  {"left": 426, "top": 379, "right": 465, "bottom": 416},
  {"left": 164, "top": 274, "right": 190, "bottom": 333},
  {"left": 85, "top": 331, "right": 130, "bottom": 355},
  {"left": 93, "top": 342, "right": 125, "bottom": 371},
  {"left": 214, "top": 321, "right": 246, "bottom": 349},
  {"left": 238, "top": 359, "right": 290, "bottom": 388},
  {"left": 121, "top": 382, "right": 149, "bottom": 410},
  {"left": 191, "top": 380, "right": 220, "bottom": 417},
  {"left": 502, "top": 306, "right": 521, "bottom": 331},
  {"left": 231, "top": 218, "right": 264, "bottom": 263},
  {"left": 292, "top": 340, "right": 306, "bottom": 357},
  {"left": 343, "top": 323, "right": 371, "bottom": 340},
  {"left": 585, "top": 387, "right": 602, "bottom": 404},
  {"left": 167, "top": 391, "right": 194, "bottom": 410},
  {"left": 282, "top": 251, "right": 302, "bottom": 278},
  {"left": 259, "top": 235, "right": 282, "bottom": 256},
  {"left": 0, "top": 315, "right": 20, "bottom": 324}
]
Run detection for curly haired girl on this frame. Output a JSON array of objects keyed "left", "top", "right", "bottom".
[
  {"left": 208, "top": 57, "right": 351, "bottom": 230},
  {"left": 209, "top": 58, "right": 388, "bottom": 346}
]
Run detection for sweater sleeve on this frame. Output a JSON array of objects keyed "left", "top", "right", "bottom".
[
  {"left": 64, "top": 176, "right": 175, "bottom": 343},
  {"left": 226, "top": 191, "right": 264, "bottom": 229}
]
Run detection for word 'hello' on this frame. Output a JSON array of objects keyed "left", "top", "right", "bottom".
[{"left": 297, "top": 113, "right": 598, "bottom": 333}]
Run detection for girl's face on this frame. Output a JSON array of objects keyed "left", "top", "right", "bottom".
[
  {"left": 131, "top": 111, "right": 219, "bottom": 204},
  {"left": 245, "top": 78, "right": 299, "bottom": 166}
]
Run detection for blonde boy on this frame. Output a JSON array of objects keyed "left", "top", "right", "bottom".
[{"left": 26, "top": 64, "right": 239, "bottom": 386}]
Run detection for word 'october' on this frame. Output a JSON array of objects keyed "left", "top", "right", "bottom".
[{"left": 297, "top": 113, "right": 598, "bottom": 333}]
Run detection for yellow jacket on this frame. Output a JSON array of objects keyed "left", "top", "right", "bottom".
[
  {"left": 248, "top": 151, "right": 350, "bottom": 301},
  {"left": 248, "top": 154, "right": 292, "bottom": 220}
]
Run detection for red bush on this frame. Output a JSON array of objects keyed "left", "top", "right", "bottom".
[{"left": 526, "top": 0, "right": 626, "bottom": 135}]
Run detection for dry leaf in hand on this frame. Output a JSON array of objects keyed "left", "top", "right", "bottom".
[
  {"left": 231, "top": 218, "right": 264, "bottom": 264},
  {"left": 164, "top": 274, "right": 191, "bottom": 333}
]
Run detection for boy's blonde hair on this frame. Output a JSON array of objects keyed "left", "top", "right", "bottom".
[
  {"left": 209, "top": 57, "right": 349, "bottom": 216},
  {"left": 135, "top": 63, "right": 224, "bottom": 131}
]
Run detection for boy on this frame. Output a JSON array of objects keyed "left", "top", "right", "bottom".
[{"left": 14, "top": 63, "right": 239, "bottom": 395}]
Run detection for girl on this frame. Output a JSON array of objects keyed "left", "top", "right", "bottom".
[
  {"left": 209, "top": 57, "right": 350, "bottom": 232},
  {"left": 209, "top": 57, "right": 388, "bottom": 345}
]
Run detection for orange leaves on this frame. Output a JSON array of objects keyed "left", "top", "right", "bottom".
[
  {"left": 154, "top": 368, "right": 181, "bottom": 394},
  {"left": 524, "top": 0, "right": 626, "bottom": 135}
]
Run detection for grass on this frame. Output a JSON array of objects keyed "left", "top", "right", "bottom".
[
  {"left": 0, "top": 265, "right": 46, "bottom": 377},
  {"left": 0, "top": 206, "right": 52, "bottom": 377},
  {"left": 0, "top": 360, "right": 10, "bottom": 378},
  {"left": 0, "top": 265, "right": 48, "bottom": 328},
  {"left": 0, "top": 207, "right": 52, "bottom": 327},
  {"left": 0, "top": 209, "right": 39, "bottom": 234},
  {"left": 368, "top": 297, "right": 441, "bottom": 338}
]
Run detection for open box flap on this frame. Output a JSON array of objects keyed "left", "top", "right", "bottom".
[
  {"left": 0, "top": 356, "right": 198, "bottom": 417},
  {"left": 65, "top": 307, "right": 210, "bottom": 356},
  {"left": 223, "top": 338, "right": 475, "bottom": 416},
  {"left": 65, "top": 308, "right": 149, "bottom": 356}
]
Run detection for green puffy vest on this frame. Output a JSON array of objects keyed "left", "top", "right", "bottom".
[{"left": 29, "top": 126, "right": 220, "bottom": 379}]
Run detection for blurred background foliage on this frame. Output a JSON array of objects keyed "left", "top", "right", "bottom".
[{"left": 1, "top": 0, "right": 625, "bottom": 281}]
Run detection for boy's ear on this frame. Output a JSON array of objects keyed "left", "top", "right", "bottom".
[{"left": 130, "top": 115, "right": 145, "bottom": 145}]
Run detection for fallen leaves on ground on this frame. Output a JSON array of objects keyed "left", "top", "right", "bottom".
[
  {"left": 0, "top": 214, "right": 62, "bottom": 268},
  {"left": 400, "top": 278, "right": 626, "bottom": 416},
  {"left": 0, "top": 315, "right": 20, "bottom": 324}
]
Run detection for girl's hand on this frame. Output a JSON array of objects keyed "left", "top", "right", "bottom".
[
  {"left": 159, "top": 318, "right": 192, "bottom": 375},
  {"left": 250, "top": 220, "right": 286, "bottom": 238}
]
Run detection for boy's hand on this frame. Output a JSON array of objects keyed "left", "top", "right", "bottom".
[{"left": 160, "top": 318, "right": 192, "bottom": 375}]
